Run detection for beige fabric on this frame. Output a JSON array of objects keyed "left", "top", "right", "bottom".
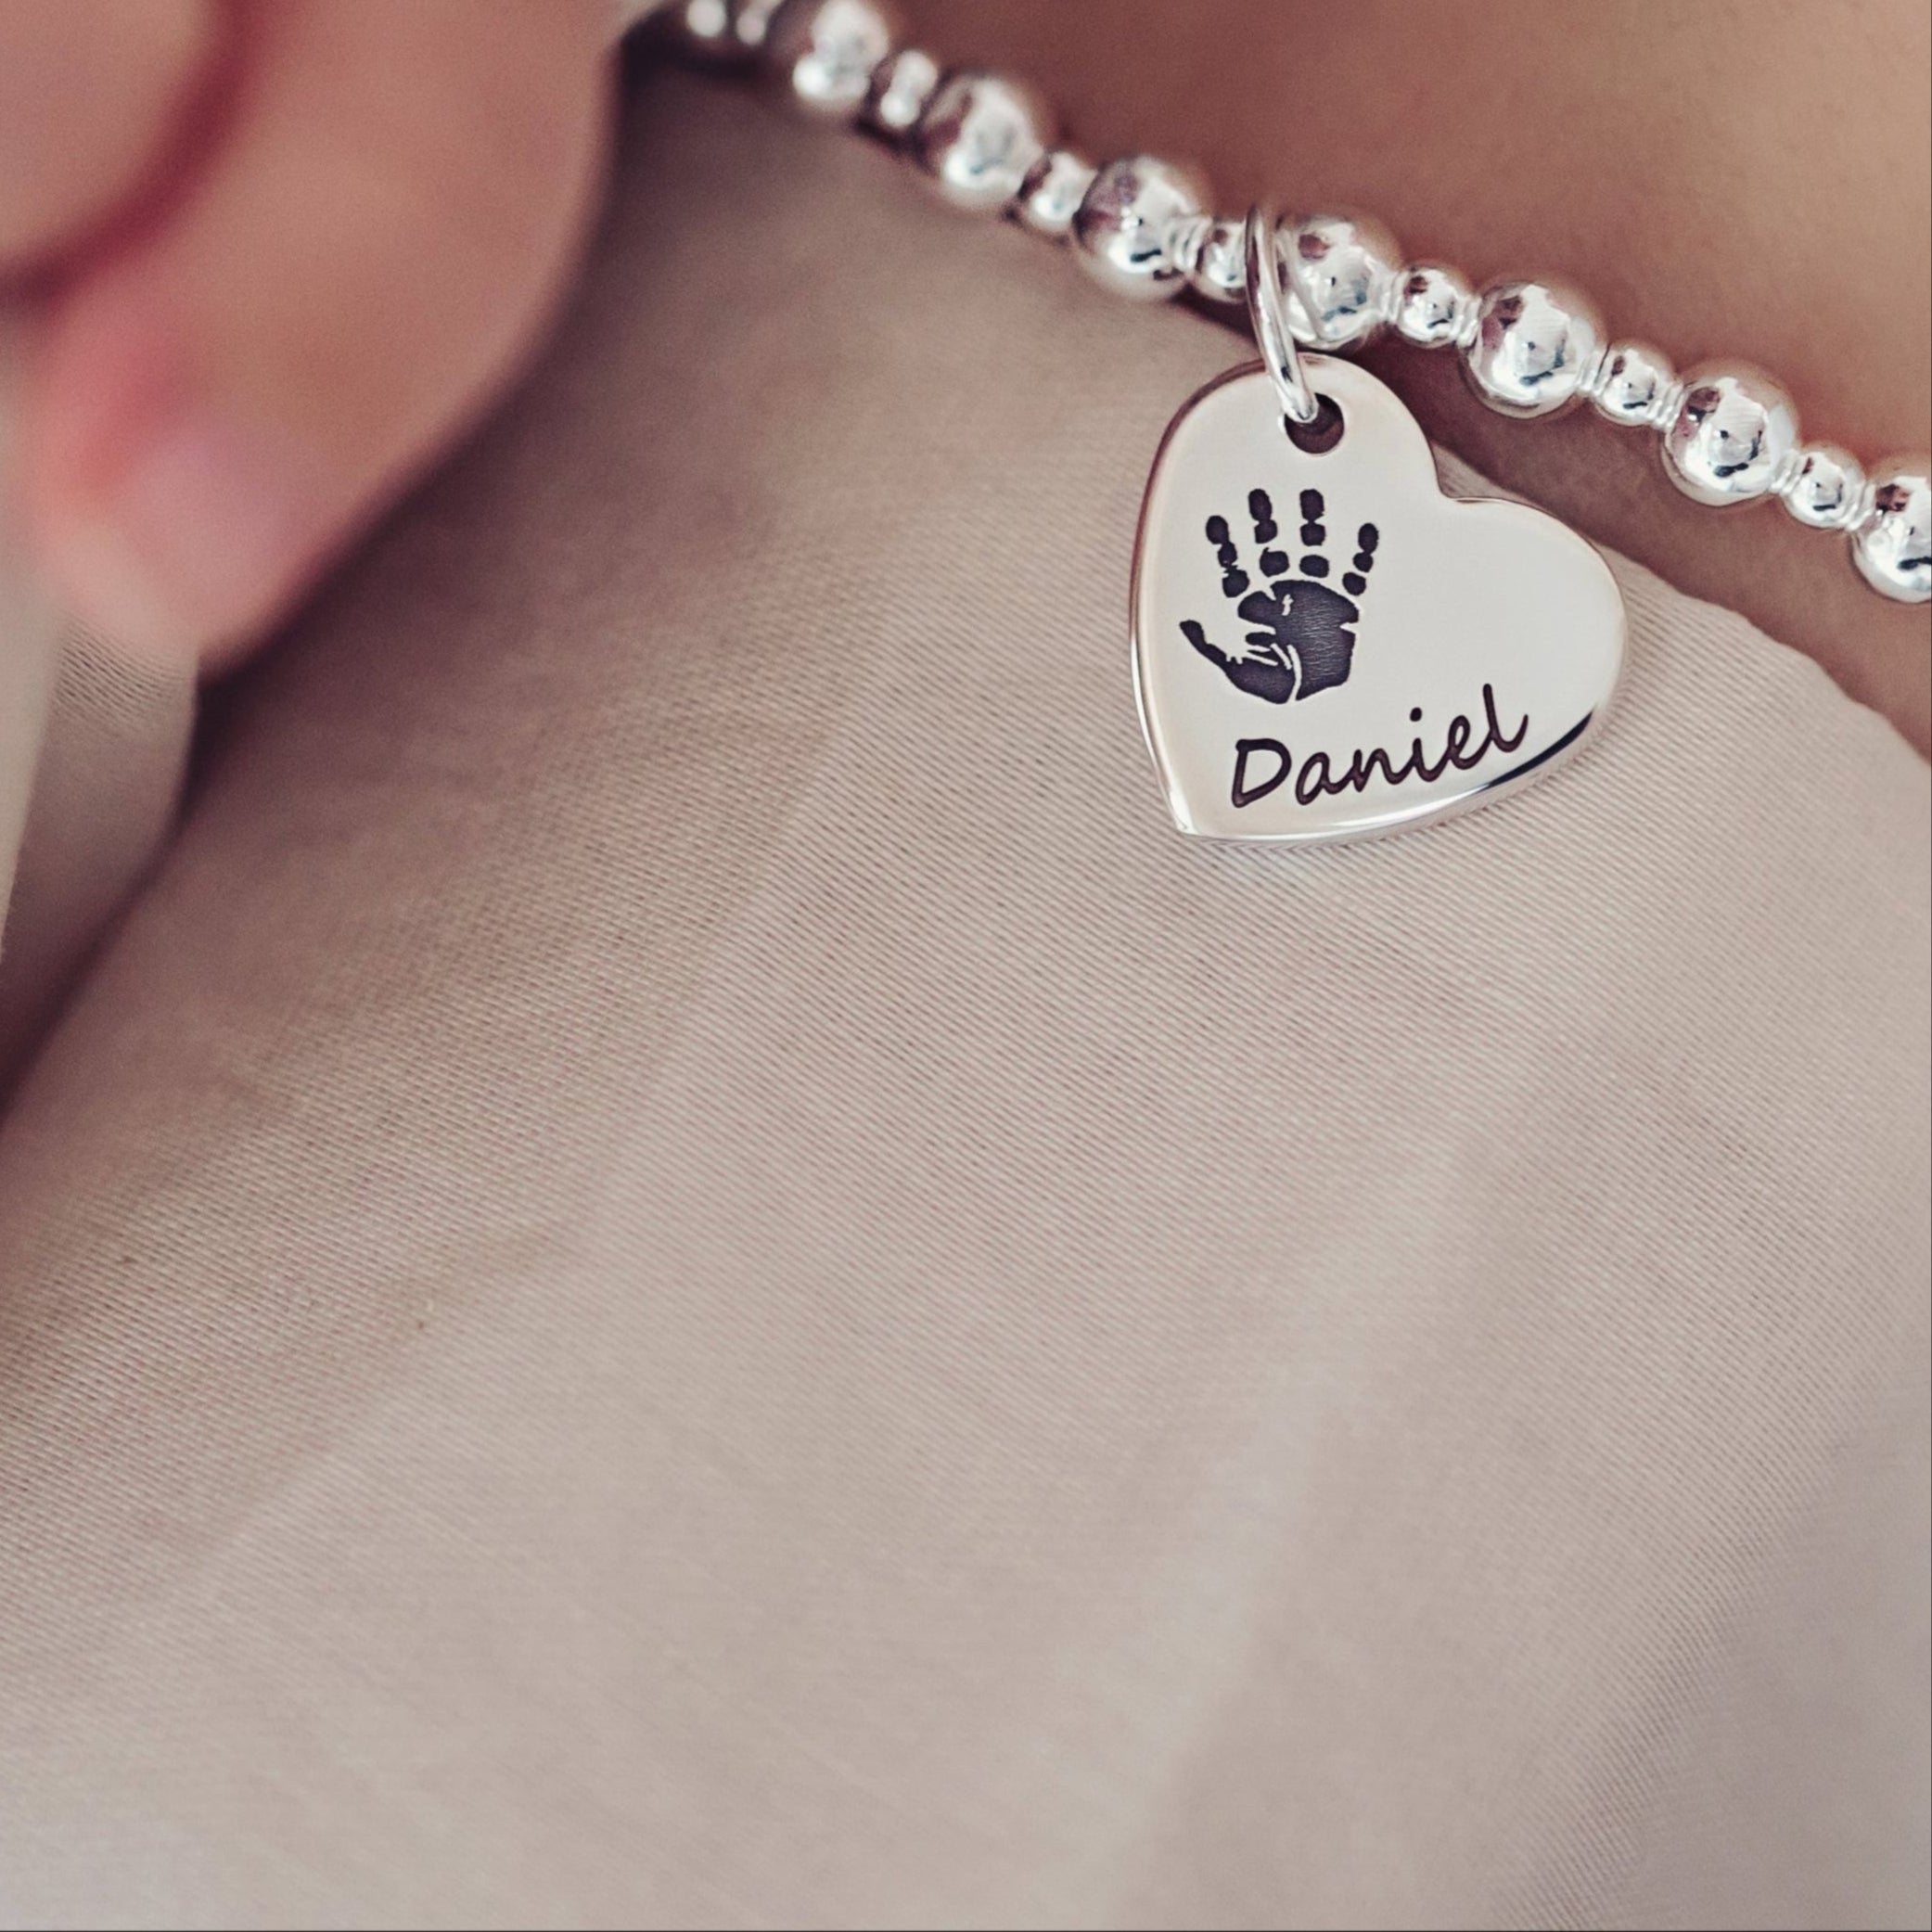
[
  {"left": 0, "top": 304, "right": 190, "bottom": 1094},
  {"left": 0, "top": 317, "right": 62, "bottom": 1033},
  {"left": 0, "top": 625, "right": 190, "bottom": 1083},
  {"left": 0, "top": 68, "right": 1926, "bottom": 1930}
]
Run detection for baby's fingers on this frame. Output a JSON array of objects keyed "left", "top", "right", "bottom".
[
  {"left": 0, "top": 0, "right": 213, "bottom": 267},
  {"left": 26, "top": 0, "right": 611, "bottom": 666}
]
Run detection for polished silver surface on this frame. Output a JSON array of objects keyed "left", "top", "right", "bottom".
[
  {"left": 1184, "top": 215, "right": 1246, "bottom": 303},
  {"left": 1280, "top": 213, "right": 1398, "bottom": 350},
  {"left": 1132, "top": 357, "right": 1625, "bottom": 843},
  {"left": 1852, "top": 467, "right": 1932, "bottom": 602},
  {"left": 863, "top": 45, "right": 939, "bottom": 135},
  {"left": 761, "top": 0, "right": 898, "bottom": 119},
  {"left": 729, "top": 0, "right": 785, "bottom": 51},
  {"left": 912, "top": 72, "right": 1053, "bottom": 212},
  {"left": 1015, "top": 149, "right": 1095, "bottom": 239},
  {"left": 1780, "top": 444, "right": 1866, "bottom": 530},
  {"left": 1391, "top": 263, "right": 1472, "bottom": 349},
  {"left": 657, "top": 0, "right": 746, "bottom": 59},
  {"left": 1589, "top": 341, "right": 1675, "bottom": 427},
  {"left": 653, "top": 23, "right": 1923, "bottom": 607},
  {"left": 1660, "top": 366, "right": 1798, "bottom": 506},
  {"left": 1071, "top": 156, "right": 1208, "bottom": 301},
  {"left": 1244, "top": 205, "right": 1319, "bottom": 426},
  {"left": 1463, "top": 280, "right": 1602, "bottom": 418}
]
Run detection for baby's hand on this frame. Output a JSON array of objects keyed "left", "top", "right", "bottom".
[{"left": 3, "top": 0, "right": 612, "bottom": 667}]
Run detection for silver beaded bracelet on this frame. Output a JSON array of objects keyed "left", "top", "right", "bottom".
[
  {"left": 654, "top": 0, "right": 1930, "bottom": 608},
  {"left": 646, "top": 0, "right": 1925, "bottom": 851}
]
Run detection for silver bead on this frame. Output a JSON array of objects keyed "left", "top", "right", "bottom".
[
  {"left": 1016, "top": 149, "right": 1096, "bottom": 241},
  {"left": 1280, "top": 213, "right": 1398, "bottom": 350},
  {"left": 1185, "top": 215, "right": 1246, "bottom": 303},
  {"left": 657, "top": 0, "right": 750, "bottom": 59},
  {"left": 761, "top": 0, "right": 898, "bottom": 120},
  {"left": 1780, "top": 445, "right": 1865, "bottom": 531},
  {"left": 1660, "top": 366, "right": 1798, "bottom": 506},
  {"left": 1462, "top": 279, "right": 1603, "bottom": 417},
  {"left": 864, "top": 46, "right": 939, "bottom": 136},
  {"left": 1391, "top": 263, "right": 1472, "bottom": 349},
  {"left": 729, "top": 0, "right": 786, "bottom": 50},
  {"left": 912, "top": 72, "right": 1053, "bottom": 212},
  {"left": 1072, "top": 156, "right": 1209, "bottom": 301},
  {"left": 1851, "top": 467, "right": 1931, "bottom": 603},
  {"left": 1590, "top": 341, "right": 1675, "bottom": 427}
]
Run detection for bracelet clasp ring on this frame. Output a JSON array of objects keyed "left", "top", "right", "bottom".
[{"left": 1244, "top": 204, "right": 1323, "bottom": 428}]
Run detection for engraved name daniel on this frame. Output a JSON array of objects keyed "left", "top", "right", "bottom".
[
  {"left": 1173, "top": 485, "right": 1532, "bottom": 811},
  {"left": 1228, "top": 685, "right": 1530, "bottom": 810}
]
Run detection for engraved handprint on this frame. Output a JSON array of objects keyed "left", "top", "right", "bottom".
[{"left": 1180, "top": 488, "right": 1379, "bottom": 703}]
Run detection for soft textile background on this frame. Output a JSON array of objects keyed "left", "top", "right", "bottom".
[{"left": 0, "top": 67, "right": 1926, "bottom": 1930}]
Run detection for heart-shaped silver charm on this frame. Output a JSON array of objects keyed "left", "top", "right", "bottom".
[{"left": 1132, "top": 355, "right": 1625, "bottom": 843}]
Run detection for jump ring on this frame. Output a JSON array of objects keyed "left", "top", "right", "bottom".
[{"left": 1244, "top": 205, "right": 1320, "bottom": 427}]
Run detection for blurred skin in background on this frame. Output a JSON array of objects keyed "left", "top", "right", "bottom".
[{"left": 4, "top": 0, "right": 1928, "bottom": 749}]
